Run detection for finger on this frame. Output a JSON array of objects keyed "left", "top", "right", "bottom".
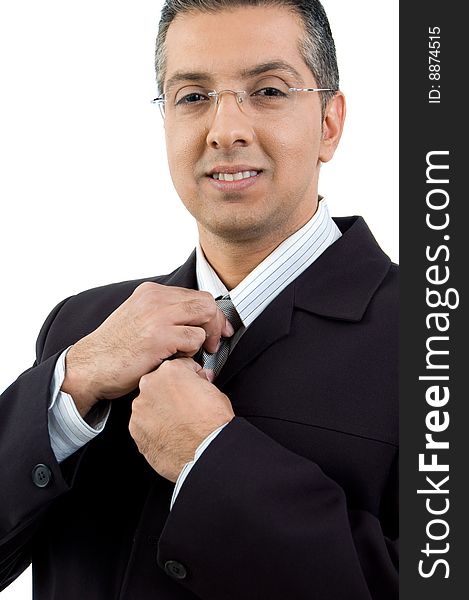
[
  {"left": 221, "top": 315, "right": 235, "bottom": 338},
  {"left": 143, "top": 357, "right": 201, "bottom": 387},
  {"left": 162, "top": 356, "right": 205, "bottom": 375},
  {"left": 133, "top": 283, "right": 228, "bottom": 310},
  {"left": 156, "top": 325, "right": 206, "bottom": 359},
  {"left": 196, "top": 367, "right": 215, "bottom": 383},
  {"left": 160, "top": 298, "right": 234, "bottom": 354},
  {"left": 180, "top": 360, "right": 215, "bottom": 384},
  {"left": 178, "top": 357, "right": 204, "bottom": 371},
  {"left": 132, "top": 282, "right": 203, "bottom": 302},
  {"left": 201, "top": 309, "right": 235, "bottom": 354},
  {"left": 134, "top": 286, "right": 235, "bottom": 353}
]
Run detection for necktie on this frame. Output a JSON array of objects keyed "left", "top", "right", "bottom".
[{"left": 201, "top": 296, "right": 243, "bottom": 379}]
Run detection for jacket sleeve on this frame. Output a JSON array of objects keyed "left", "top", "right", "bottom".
[
  {"left": 0, "top": 298, "right": 78, "bottom": 591},
  {"left": 157, "top": 416, "right": 398, "bottom": 600}
]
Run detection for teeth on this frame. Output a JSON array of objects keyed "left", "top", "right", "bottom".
[{"left": 212, "top": 170, "right": 259, "bottom": 181}]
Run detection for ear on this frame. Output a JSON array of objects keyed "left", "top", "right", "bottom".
[{"left": 319, "top": 92, "right": 346, "bottom": 163}]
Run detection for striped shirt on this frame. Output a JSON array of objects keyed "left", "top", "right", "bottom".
[
  {"left": 196, "top": 197, "right": 340, "bottom": 328},
  {"left": 49, "top": 198, "right": 341, "bottom": 503},
  {"left": 171, "top": 198, "right": 340, "bottom": 505}
]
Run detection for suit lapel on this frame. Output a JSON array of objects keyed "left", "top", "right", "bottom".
[
  {"left": 158, "top": 217, "right": 391, "bottom": 388},
  {"left": 216, "top": 282, "right": 295, "bottom": 389},
  {"left": 157, "top": 250, "right": 294, "bottom": 388},
  {"left": 293, "top": 216, "right": 392, "bottom": 321},
  {"left": 158, "top": 250, "right": 198, "bottom": 289},
  {"left": 217, "top": 216, "right": 391, "bottom": 387}
]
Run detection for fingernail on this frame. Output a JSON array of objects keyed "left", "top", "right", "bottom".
[{"left": 226, "top": 320, "right": 235, "bottom": 336}]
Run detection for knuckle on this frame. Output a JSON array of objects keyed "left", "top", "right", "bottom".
[
  {"left": 158, "top": 360, "right": 182, "bottom": 381},
  {"left": 196, "top": 327, "right": 207, "bottom": 344},
  {"left": 199, "top": 292, "right": 217, "bottom": 315},
  {"left": 159, "top": 359, "right": 175, "bottom": 373},
  {"left": 134, "top": 281, "right": 154, "bottom": 295},
  {"left": 198, "top": 290, "right": 215, "bottom": 305},
  {"left": 134, "top": 281, "right": 163, "bottom": 300},
  {"left": 183, "top": 326, "right": 205, "bottom": 347},
  {"left": 185, "top": 294, "right": 216, "bottom": 319},
  {"left": 182, "top": 326, "right": 196, "bottom": 343},
  {"left": 183, "top": 299, "right": 203, "bottom": 316},
  {"left": 139, "top": 373, "right": 152, "bottom": 390}
]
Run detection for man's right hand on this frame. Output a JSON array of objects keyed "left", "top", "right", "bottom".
[{"left": 61, "top": 282, "right": 234, "bottom": 418}]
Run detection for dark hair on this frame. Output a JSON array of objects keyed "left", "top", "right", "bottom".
[{"left": 155, "top": 0, "right": 339, "bottom": 115}]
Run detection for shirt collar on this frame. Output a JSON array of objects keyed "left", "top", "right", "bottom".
[{"left": 196, "top": 198, "right": 341, "bottom": 327}]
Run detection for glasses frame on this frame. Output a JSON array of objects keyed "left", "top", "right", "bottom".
[{"left": 151, "top": 85, "right": 335, "bottom": 119}]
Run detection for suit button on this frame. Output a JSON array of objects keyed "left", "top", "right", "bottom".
[
  {"left": 164, "top": 560, "right": 188, "bottom": 580},
  {"left": 32, "top": 464, "right": 52, "bottom": 488}
]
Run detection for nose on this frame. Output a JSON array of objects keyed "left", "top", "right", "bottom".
[{"left": 206, "top": 91, "right": 255, "bottom": 149}]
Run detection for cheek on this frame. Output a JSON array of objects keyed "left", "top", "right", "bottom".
[
  {"left": 270, "top": 132, "right": 319, "bottom": 183},
  {"left": 166, "top": 132, "right": 198, "bottom": 191}
]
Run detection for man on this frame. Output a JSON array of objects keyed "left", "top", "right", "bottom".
[{"left": 0, "top": 1, "right": 398, "bottom": 599}]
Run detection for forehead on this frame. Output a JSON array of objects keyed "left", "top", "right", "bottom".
[{"left": 164, "top": 6, "right": 310, "bottom": 85}]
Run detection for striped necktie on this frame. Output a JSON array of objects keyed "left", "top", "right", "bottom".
[{"left": 201, "top": 296, "right": 243, "bottom": 379}]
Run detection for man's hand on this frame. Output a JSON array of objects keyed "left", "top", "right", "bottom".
[
  {"left": 129, "top": 358, "right": 234, "bottom": 482},
  {"left": 61, "top": 283, "right": 234, "bottom": 417}
]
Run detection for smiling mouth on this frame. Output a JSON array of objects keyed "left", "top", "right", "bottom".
[{"left": 210, "top": 170, "right": 260, "bottom": 181}]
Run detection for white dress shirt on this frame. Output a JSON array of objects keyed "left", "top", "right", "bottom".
[{"left": 48, "top": 198, "right": 341, "bottom": 505}]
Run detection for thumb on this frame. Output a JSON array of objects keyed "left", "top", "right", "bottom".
[
  {"left": 174, "top": 357, "right": 215, "bottom": 383},
  {"left": 197, "top": 368, "right": 215, "bottom": 383}
]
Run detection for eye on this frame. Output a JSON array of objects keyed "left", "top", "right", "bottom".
[
  {"left": 176, "top": 92, "right": 209, "bottom": 105},
  {"left": 253, "top": 87, "right": 287, "bottom": 98}
]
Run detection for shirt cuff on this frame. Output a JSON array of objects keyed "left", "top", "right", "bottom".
[
  {"left": 48, "top": 347, "right": 111, "bottom": 463},
  {"left": 170, "top": 422, "right": 229, "bottom": 510}
]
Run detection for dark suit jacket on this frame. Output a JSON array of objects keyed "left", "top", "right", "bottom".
[{"left": 0, "top": 216, "right": 398, "bottom": 599}]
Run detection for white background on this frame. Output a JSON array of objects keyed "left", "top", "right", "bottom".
[{"left": 0, "top": 1, "right": 398, "bottom": 597}]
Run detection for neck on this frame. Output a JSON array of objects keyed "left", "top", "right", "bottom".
[
  {"left": 200, "top": 238, "right": 280, "bottom": 290},
  {"left": 198, "top": 211, "right": 317, "bottom": 290}
]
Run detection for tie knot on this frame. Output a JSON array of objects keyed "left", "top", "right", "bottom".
[{"left": 216, "top": 296, "right": 243, "bottom": 333}]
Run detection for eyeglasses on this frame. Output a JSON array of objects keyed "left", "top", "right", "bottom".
[{"left": 151, "top": 75, "right": 334, "bottom": 120}]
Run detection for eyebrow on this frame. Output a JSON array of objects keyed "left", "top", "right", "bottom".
[
  {"left": 241, "top": 61, "right": 305, "bottom": 82},
  {"left": 164, "top": 60, "right": 305, "bottom": 92}
]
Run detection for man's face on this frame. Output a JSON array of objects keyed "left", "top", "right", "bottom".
[{"left": 163, "top": 5, "right": 344, "bottom": 247}]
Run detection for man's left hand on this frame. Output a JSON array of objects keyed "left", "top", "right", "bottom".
[{"left": 129, "top": 358, "right": 234, "bottom": 482}]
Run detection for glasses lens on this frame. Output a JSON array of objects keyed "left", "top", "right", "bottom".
[
  {"left": 245, "top": 76, "right": 294, "bottom": 116},
  {"left": 173, "top": 85, "right": 210, "bottom": 110},
  {"left": 165, "top": 76, "right": 295, "bottom": 119}
]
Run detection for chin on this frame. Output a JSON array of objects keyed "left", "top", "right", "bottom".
[{"left": 203, "top": 216, "right": 276, "bottom": 244}]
